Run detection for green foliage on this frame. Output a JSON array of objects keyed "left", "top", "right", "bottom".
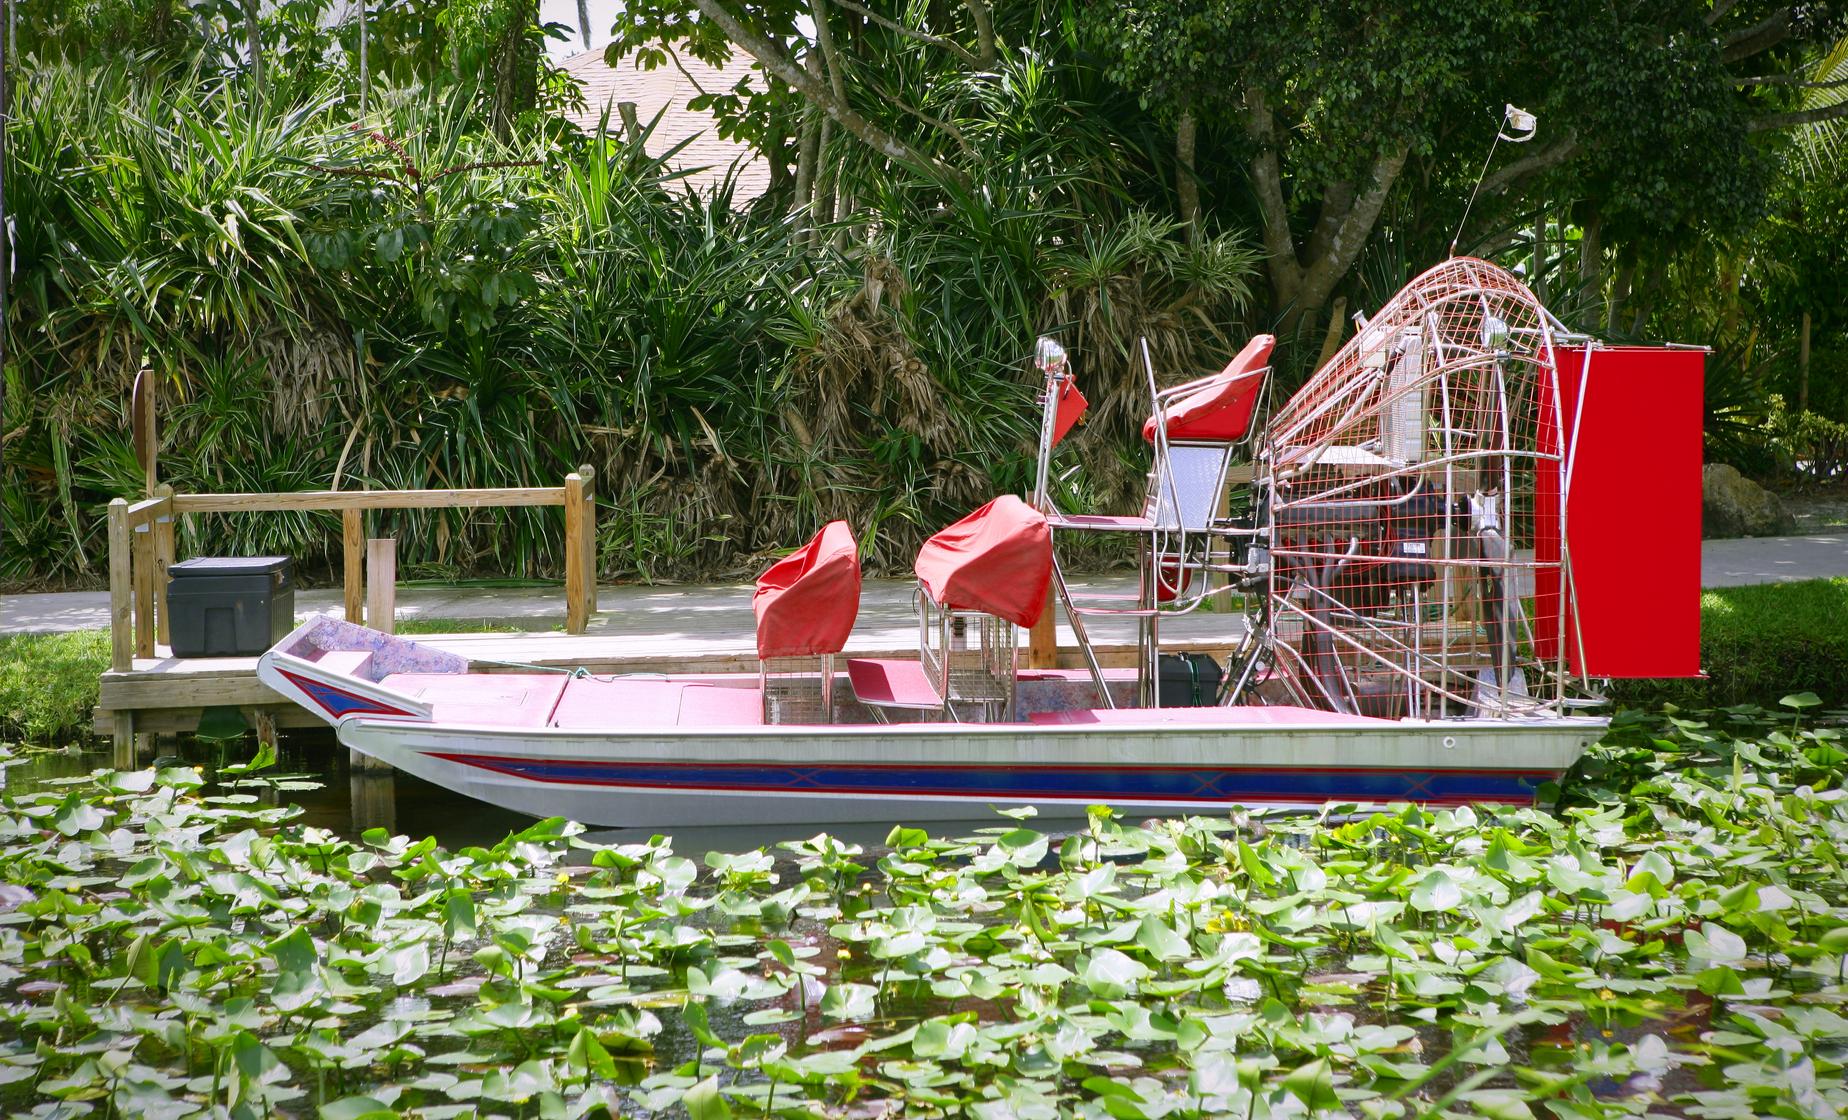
[
  {"left": 1752, "top": 395, "right": 1848, "bottom": 482},
  {"left": 1613, "top": 577, "right": 1848, "bottom": 708},
  {"left": 10, "top": 0, "right": 1841, "bottom": 586},
  {"left": 0, "top": 714, "right": 1844, "bottom": 1116},
  {"left": 5, "top": 33, "right": 1260, "bottom": 584},
  {"left": 0, "top": 631, "right": 110, "bottom": 744}
]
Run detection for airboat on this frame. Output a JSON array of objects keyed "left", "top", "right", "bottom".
[{"left": 259, "top": 258, "right": 1703, "bottom": 828}]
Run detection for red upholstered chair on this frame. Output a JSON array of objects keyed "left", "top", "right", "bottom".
[
  {"left": 848, "top": 496, "right": 1051, "bottom": 724},
  {"left": 1141, "top": 333, "right": 1275, "bottom": 445},
  {"left": 753, "top": 520, "right": 860, "bottom": 723}
]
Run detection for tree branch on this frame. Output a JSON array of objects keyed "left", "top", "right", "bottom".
[
  {"left": 1722, "top": 7, "right": 1792, "bottom": 63},
  {"left": 1478, "top": 135, "right": 1580, "bottom": 196},
  {"left": 1304, "top": 180, "right": 1355, "bottom": 265},
  {"left": 691, "top": 0, "right": 966, "bottom": 184},
  {"left": 1295, "top": 144, "right": 1409, "bottom": 314},
  {"left": 1734, "top": 72, "right": 1848, "bottom": 89},
  {"left": 829, "top": 0, "right": 978, "bottom": 65},
  {"left": 861, "top": 72, "right": 974, "bottom": 156},
  {"left": 1176, "top": 110, "right": 1200, "bottom": 244},
  {"left": 810, "top": 0, "right": 848, "bottom": 104},
  {"left": 1244, "top": 88, "right": 1300, "bottom": 304},
  {"left": 1704, "top": 0, "right": 1742, "bottom": 26},
  {"left": 963, "top": 0, "right": 996, "bottom": 68},
  {"left": 1748, "top": 99, "right": 1848, "bottom": 131}
]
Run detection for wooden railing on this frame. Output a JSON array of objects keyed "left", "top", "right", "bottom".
[{"left": 104, "top": 468, "right": 597, "bottom": 671}]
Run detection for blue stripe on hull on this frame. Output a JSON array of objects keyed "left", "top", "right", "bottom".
[{"left": 427, "top": 753, "right": 1553, "bottom": 806}]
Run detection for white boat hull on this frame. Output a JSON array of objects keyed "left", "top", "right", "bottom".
[
  {"left": 257, "top": 617, "right": 1601, "bottom": 829},
  {"left": 336, "top": 714, "right": 1598, "bottom": 828}
]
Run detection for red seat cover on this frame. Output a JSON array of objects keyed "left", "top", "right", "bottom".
[
  {"left": 1052, "top": 379, "right": 1088, "bottom": 446},
  {"left": 753, "top": 520, "right": 861, "bottom": 658},
  {"left": 914, "top": 495, "right": 1052, "bottom": 628},
  {"left": 1141, "top": 334, "right": 1276, "bottom": 443}
]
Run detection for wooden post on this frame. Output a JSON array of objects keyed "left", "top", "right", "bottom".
[
  {"left": 153, "top": 485, "right": 175, "bottom": 647},
  {"left": 366, "top": 538, "right": 396, "bottom": 635},
  {"left": 111, "top": 709, "right": 136, "bottom": 770},
  {"left": 343, "top": 509, "right": 365, "bottom": 623},
  {"left": 578, "top": 465, "right": 597, "bottom": 616},
  {"left": 1028, "top": 585, "right": 1058, "bottom": 669},
  {"left": 132, "top": 519, "right": 156, "bottom": 657},
  {"left": 107, "top": 499, "right": 134, "bottom": 672},
  {"left": 132, "top": 366, "right": 158, "bottom": 497},
  {"left": 349, "top": 764, "right": 397, "bottom": 831},
  {"left": 254, "top": 710, "right": 279, "bottom": 752},
  {"left": 564, "top": 471, "right": 588, "bottom": 634}
]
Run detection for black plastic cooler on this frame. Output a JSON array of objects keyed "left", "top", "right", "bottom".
[{"left": 166, "top": 557, "right": 295, "bottom": 657}]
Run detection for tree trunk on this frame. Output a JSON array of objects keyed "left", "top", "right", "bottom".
[
  {"left": 577, "top": 0, "right": 591, "bottom": 48},
  {"left": 1175, "top": 110, "right": 1200, "bottom": 245},
  {"left": 357, "top": 0, "right": 368, "bottom": 114},
  {"left": 490, "top": 0, "right": 540, "bottom": 140},
  {"left": 1575, "top": 210, "right": 1601, "bottom": 320},
  {"left": 792, "top": 52, "right": 823, "bottom": 223},
  {"left": 1279, "top": 146, "right": 1408, "bottom": 337},
  {"left": 834, "top": 185, "right": 856, "bottom": 251},
  {"left": 813, "top": 119, "right": 837, "bottom": 230},
  {"left": 811, "top": 0, "right": 848, "bottom": 104},
  {"left": 1314, "top": 297, "right": 1349, "bottom": 370},
  {"left": 692, "top": 0, "right": 966, "bottom": 185},
  {"left": 1799, "top": 310, "right": 1811, "bottom": 413},
  {"left": 1531, "top": 210, "right": 1547, "bottom": 306},
  {"left": 1607, "top": 252, "right": 1635, "bottom": 333},
  {"left": 963, "top": 0, "right": 995, "bottom": 67},
  {"left": 243, "top": 0, "right": 262, "bottom": 92},
  {"left": 1720, "top": 256, "right": 1743, "bottom": 337}
]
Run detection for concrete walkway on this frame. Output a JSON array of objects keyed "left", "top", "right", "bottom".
[
  {"left": 4, "top": 534, "right": 1844, "bottom": 636},
  {"left": 1695, "top": 534, "right": 1848, "bottom": 588}
]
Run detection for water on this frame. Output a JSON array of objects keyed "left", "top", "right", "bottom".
[
  {"left": 3, "top": 731, "right": 992, "bottom": 854},
  {"left": 0, "top": 726, "right": 1797, "bottom": 1113}
]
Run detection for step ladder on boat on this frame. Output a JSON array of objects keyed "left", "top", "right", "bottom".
[{"left": 1028, "top": 335, "right": 1277, "bottom": 708}]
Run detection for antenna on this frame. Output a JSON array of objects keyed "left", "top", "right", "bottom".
[{"left": 1451, "top": 104, "right": 1537, "bottom": 257}]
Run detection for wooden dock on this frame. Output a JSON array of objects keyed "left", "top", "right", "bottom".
[{"left": 96, "top": 576, "right": 1248, "bottom": 747}]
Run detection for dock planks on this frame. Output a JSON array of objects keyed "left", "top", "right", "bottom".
[{"left": 95, "top": 576, "right": 1249, "bottom": 736}]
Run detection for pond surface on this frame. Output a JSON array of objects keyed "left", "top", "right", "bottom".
[
  {"left": 0, "top": 707, "right": 1842, "bottom": 1120},
  {"left": 3, "top": 734, "right": 944, "bottom": 854}
]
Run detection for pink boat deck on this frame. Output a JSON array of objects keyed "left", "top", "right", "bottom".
[
  {"left": 372, "top": 670, "right": 1386, "bottom": 731},
  {"left": 377, "top": 673, "right": 768, "bottom": 729},
  {"left": 1027, "top": 705, "right": 1388, "bottom": 726}
]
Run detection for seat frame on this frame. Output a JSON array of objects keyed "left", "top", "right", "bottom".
[
  {"left": 916, "top": 586, "right": 1018, "bottom": 723},
  {"left": 1030, "top": 338, "right": 1273, "bottom": 707}
]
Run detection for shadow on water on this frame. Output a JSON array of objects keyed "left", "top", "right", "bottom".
[{"left": 2, "top": 730, "right": 1004, "bottom": 854}]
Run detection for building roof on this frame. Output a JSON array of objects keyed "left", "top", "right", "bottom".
[{"left": 559, "top": 46, "right": 771, "bottom": 201}]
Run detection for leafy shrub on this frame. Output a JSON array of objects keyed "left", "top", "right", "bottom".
[
  {"left": 0, "top": 631, "right": 110, "bottom": 743},
  {"left": 3, "top": 59, "right": 1258, "bottom": 588},
  {"left": 1759, "top": 395, "right": 1848, "bottom": 485}
]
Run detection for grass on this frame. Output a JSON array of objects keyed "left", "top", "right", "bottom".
[
  {"left": 0, "top": 630, "right": 109, "bottom": 744},
  {"left": 392, "top": 618, "right": 535, "bottom": 635},
  {"left": 0, "top": 620, "right": 529, "bottom": 744},
  {"left": 1612, "top": 576, "right": 1848, "bottom": 708}
]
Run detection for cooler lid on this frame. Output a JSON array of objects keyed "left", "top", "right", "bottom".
[{"left": 169, "top": 556, "right": 292, "bottom": 578}]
